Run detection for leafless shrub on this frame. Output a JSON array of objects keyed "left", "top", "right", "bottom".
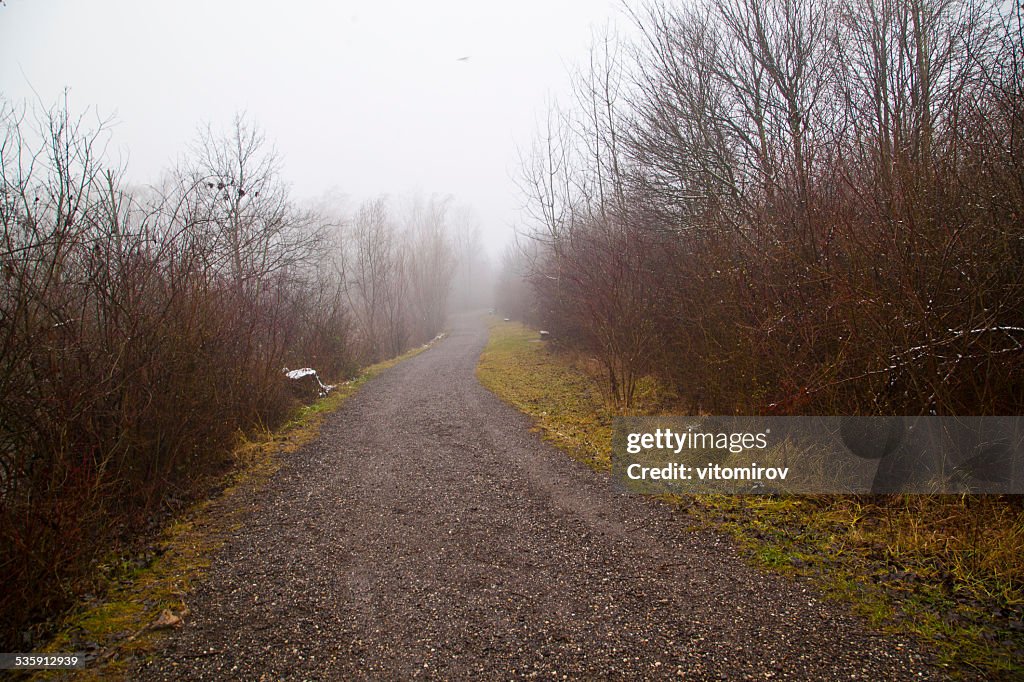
[{"left": 514, "top": 0, "right": 1023, "bottom": 414}]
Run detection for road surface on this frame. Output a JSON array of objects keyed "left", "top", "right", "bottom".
[{"left": 136, "top": 313, "right": 937, "bottom": 680}]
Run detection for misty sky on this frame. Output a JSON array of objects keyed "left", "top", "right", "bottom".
[{"left": 0, "top": 0, "right": 627, "bottom": 255}]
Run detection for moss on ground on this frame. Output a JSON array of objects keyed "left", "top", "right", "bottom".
[
  {"left": 476, "top": 318, "right": 1024, "bottom": 680},
  {"left": 29, "top": 343, "right": 433, "bottom": 681}
]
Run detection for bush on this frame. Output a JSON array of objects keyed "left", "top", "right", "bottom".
[
  {"left": 0, "top": 104, "right": 355, "bottom": 647},
  {"left": 515, "top": 0, "right": 1024, "bottom": 416}
]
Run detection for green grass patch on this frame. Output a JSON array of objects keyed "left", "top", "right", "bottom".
[
  {"left": 477, "top": 321, "right": 612, "bottom": 470},
  {"left": 29, "top": 342, "right": 433, "bottom": 681},
  {"left": 476, "top": 318, "right": 1024, "bottom": 680}
]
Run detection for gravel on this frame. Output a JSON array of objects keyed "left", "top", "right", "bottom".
[{"left": 134, "top": 313, "right": 942, "bottom": 681}]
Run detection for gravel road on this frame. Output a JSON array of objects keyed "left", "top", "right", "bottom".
[{"left": 135, "top": 313, "right": 940, "bottom": 681}]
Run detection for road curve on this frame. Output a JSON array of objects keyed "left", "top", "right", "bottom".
[{"left": 136, "top": 313, "right": 939, "bottom": 681}]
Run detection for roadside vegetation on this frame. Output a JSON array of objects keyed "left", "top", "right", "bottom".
[
  {"left": 505, "top": 0, "right": 1024, "bottom": 416},
  {"left": 478, "top": 318, "right": 1024, "bottom": 679},
  {"left": 0, "top": 98, "right": 484, "bottom": 649}
]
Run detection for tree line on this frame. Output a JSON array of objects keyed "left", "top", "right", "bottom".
[
  {"left": 0, "top": 100, "right": 470, "bottom": 646},
  {"left": 506, "top": 0, "right": 1024, "bottom": 415}
]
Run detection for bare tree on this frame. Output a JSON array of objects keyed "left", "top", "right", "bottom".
[
  {"left": 449, "top": 206, "right": 494, "bottom": 311},
  {"left": 342, "top": 196, "right": 409, "bottom": 360},
  {"left": 174, "top": 114, "right": 325, "bottom": 295},
  {"left": 512, "top": 0, "right": 1023, "bottom": 415},
  {"left": 404, "top": 194, "right": 457, "bottom": 341}
]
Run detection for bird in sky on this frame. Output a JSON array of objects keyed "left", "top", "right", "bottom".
[{"left": 456, "top": 56, "right": 470, "bottom": 62}]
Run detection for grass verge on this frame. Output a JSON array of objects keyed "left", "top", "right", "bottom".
[
  {"left": 476, "top": 318, "right": 1024, "bottom": 680},
  {"left": 29, "top": 342, "right": 433, "bottom": 681}
]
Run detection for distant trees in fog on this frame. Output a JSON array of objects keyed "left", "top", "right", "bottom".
[
  {"left": 508, "top": 0, "right": 1024, "bottom": 415},
  {"left": 0, "top": 101, "right": 467, "bottom": 645},
  {"left": 343, "top": 194, "right": 475, "bottom": 362}
]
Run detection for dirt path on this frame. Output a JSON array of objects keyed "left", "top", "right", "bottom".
[{"left": 136, "top": 314, "right": 939, "bottom": 680}]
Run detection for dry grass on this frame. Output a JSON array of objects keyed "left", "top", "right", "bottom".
[{"left": 477, "top": 323, "right": 612, "bottom": 469}]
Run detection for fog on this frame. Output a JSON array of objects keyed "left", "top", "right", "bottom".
[{"left": 0, "top": 0, "right": 624, "bottom": 256}]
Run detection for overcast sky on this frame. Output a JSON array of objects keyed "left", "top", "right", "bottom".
[{"left": 0, "top": 0, "right": 628, "bottom": 255}]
